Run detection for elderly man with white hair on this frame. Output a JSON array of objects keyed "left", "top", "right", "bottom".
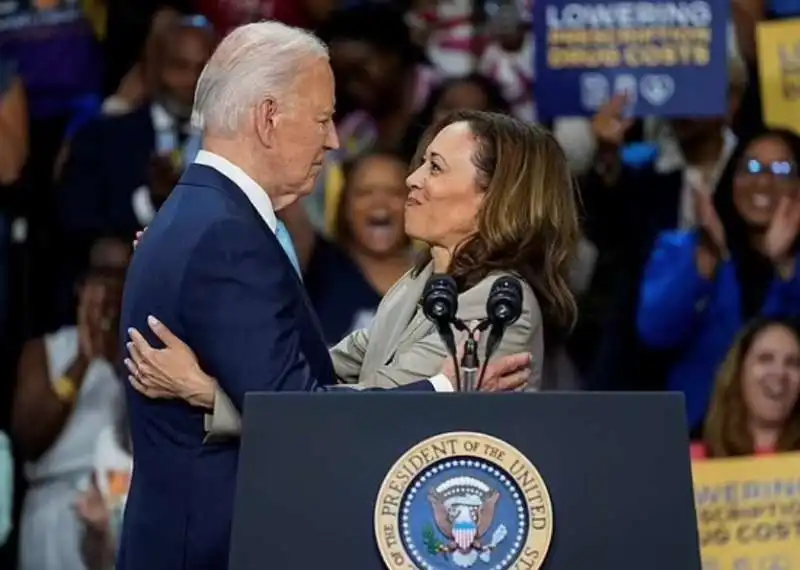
[{"left": 117, "top": 22, "right": 531, "bottom": 570}]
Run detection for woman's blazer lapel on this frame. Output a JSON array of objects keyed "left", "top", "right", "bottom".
[{"left": 360, "top": 263, "right": 434, "bottom": 378}]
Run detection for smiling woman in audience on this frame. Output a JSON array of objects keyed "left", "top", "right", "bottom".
[
  {"left": 283, "top": 151, "right": 415, "bottom": 343},
  {"left": 124, "top": 110, "right": 581, "bottom": 436},
  {"left": 637, "top": 128, "right": 800, "bottom": 435},
  {"left": 693, "top": 317, "right": 800, "bottom": 458}
]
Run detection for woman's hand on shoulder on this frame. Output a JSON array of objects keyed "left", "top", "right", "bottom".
[{"left": 133, "top": 227, "right": 147, "bottom": 249}]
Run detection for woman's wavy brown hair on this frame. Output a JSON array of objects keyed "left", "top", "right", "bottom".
[
  {"left": 704, "top": 317, "right": 800, "bottom": 457},
  {"left": 411, "top": 110, "right": 581, "bottom": 329}
]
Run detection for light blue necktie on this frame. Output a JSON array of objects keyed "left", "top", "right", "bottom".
[
  {"left": 183, "top": 132, "right": 203, "bottom": 166},
  {"left": 275, "top": 220, "right": 302, "bottom": 277}
]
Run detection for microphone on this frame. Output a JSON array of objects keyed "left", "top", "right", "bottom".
[
  {"left": 421, "top": 274, "right": 461, "bottom": 389},
  {"left": 486, "top": 276, "right": 523, "bottom": 329},
  {"left": 478, "top": 276, "right": 524, "bottom": 389},
  {"left": 421, "top": 274, "right": 458, "bottom": 329}
]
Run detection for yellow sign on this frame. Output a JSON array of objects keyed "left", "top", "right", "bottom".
[
  {"left": 375, "top": 432, "right": 553, "bottom": 570},
  {"left": 693, "top": 452, "right": 800, "bottom": 570},
  {"left": 757, "top": 20, "right": 800, "bottom": 136}
]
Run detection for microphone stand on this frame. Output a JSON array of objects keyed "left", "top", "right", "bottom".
[
  {"left": 455, "top": 320, "right": 491, "bottom": 392},
  {"left": 476, "top": 323, "right": 503, "bottom": 391},
  {"left": 435, "top": 321, "right": 462, "bottom": 392},
  {"left": 460, "top": 334, "right": 479, "bottom": 392}
]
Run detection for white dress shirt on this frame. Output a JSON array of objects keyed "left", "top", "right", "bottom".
[
  {"left": 192, "top": 150, "right": 453, "bottom": 392},
  {"left": 194, "top": 150, "right": 277, "bottom": 231}
]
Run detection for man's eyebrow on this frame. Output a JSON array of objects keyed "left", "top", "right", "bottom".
[{"left": 430, "top": 151, "right": 448, "bottom": 167}]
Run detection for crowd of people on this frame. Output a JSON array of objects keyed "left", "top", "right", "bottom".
[{"left": 1, "top": 0, "right": 799, "bottom": 569}]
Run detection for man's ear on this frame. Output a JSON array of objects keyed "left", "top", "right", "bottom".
[{"left": 254, "top": 97, "right": 278, "bottom": 148}]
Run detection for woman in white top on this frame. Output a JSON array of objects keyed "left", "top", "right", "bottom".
[
  {"left": 11, "top": 237, "right": 130, "bottom": 570},
  {"left": 76, "top": 399, "right": 133, "bottom": 570}
]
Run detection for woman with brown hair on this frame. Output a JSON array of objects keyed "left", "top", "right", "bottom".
[
  {"left": 122, "top": 110, "right": 581, "bottom": 434},
  {"left": 694, "top": 317, "right": 800, "bottom": 459}
]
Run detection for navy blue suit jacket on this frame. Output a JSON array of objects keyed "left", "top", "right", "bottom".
[{"left": 117, "top": 163, "right": 434, "bottom": 570}]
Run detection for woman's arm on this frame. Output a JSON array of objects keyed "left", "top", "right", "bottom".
[
  {"left": 636, "top": 230, "right": 715, "bottom": 349},
  {"left": 328, "top": 328, "right": 370, "bottom": 384},
  {"left": 328, "top": 270, "right": 414, "bottom": 383},
  {"left": 364, "top": 275, "right": 543, "bottom": 390},
  {"left": 730, "top": 0, "right": 765, "bottom": 63},
  {"left": 81, "top": 519, "right": 115, "bottom": 570},
  {"left": 11, "top": 338, "right": 90, "bottom": 461},
  {"left": 0, "top": 77, "right": 28, "bottom": 185},
  {"left": 76, "top": 478, "right": 115, "bottom": 570}
]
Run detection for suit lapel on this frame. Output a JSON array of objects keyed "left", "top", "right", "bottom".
[
  {"left": 182, "top": 165, "right": 306, "bottom": 286},
  {"left": 181, "top": 163, "right": 329, "bottom": 350},
  {"left": 180, "top": 163, "right": 327, "bottom": 364},
  {"left": 181, "top": 164, "right": 276, "bottom": 241},
  {"left": 390, "top": 263, "right": 436, "bottom": 353}
]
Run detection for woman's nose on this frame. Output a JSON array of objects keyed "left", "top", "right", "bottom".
[
  {"left": 406, "top": 166, "right": 424, "bottom": 190},
  {"left": 756, "top": 175, "right": 772, "bottom": 189}
]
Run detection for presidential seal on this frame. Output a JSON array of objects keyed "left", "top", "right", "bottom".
[{"left": 375, "top": 432, "right": 553, "bottom": 570}]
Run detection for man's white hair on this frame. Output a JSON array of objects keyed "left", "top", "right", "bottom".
[{"left": 193, "top": 21, "right": 329, "bottom": 134}]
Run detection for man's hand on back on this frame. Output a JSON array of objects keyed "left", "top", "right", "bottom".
[{"left": 439, "top": 352, "right": 532, "bottom": 392}]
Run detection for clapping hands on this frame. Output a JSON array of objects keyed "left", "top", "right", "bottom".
[
  {"left": 763, "top": 196, "right": 800, "bottom": 267},
  {"left": 693, "top": 184, "right": 800, "bottom": 279},
  {"left": 77, "top": 280, "right": 118, "bottom": 363},
  {"left": 694, "top": 186, "right": 726, "bottom": 278}
]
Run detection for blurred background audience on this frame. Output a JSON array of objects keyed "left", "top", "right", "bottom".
[{"left": 0, "top": 0, "right": 799, "bottom": 567}]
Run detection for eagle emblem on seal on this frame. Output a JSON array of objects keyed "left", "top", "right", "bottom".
[{"left": 425, "top": 476, "right": 509, "bottom": 568}]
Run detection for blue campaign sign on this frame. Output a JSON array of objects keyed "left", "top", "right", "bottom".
[{"left": 533, "top": 0, "right": 730, "bottom": 118}]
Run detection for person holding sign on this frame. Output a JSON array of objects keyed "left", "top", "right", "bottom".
[
  {"left": 637, "top": 128, "right": 800, "bottom": 432},
  {"left": 579, "top": 54, "right": 747, "bottom": 391},
  {"left": 693, "top": 317, "right": 800, "bottom": 458}
]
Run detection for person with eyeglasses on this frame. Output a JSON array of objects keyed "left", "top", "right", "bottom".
[{"left": 636, "top": 128, "right": 800, "bottom": 437}]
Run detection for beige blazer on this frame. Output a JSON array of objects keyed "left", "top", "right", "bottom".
[{"left": 204, "top": 262, "right": 543, "bottom": 437}]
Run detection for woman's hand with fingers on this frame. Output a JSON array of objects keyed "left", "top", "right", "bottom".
[
  {"left": 133, "top": 228, "right": 147, "bottom": 249},
  {"left": 78, "top": 281, "right": 109, "bottom": 361},
  {"left": 694, "top": 186, "right": 727, "bottom": 278},
  {"left": 124, "top": 316, "right": 217, "bottom": 409},
  {"left": 75, "top": 475, "right": 109, "bottom": 534},
  {"left": 592, "top": 93, "right": 634, "bottom": 147},
  {"left": 764, "top": 196, "right": 800, "bottom": 266}
]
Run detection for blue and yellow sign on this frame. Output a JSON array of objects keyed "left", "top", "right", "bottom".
[
  {"left": 534, "top": 0, "right": 729, "bottom": 117},
  {"left": 757, "top": 19, "right": 800, "bottom": 137},
  {"left": 692, "top": 452, "right": 800, "bottom": 570},
  {"left": 375, "top": 432, "right": 553, "bottom": 570}
]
